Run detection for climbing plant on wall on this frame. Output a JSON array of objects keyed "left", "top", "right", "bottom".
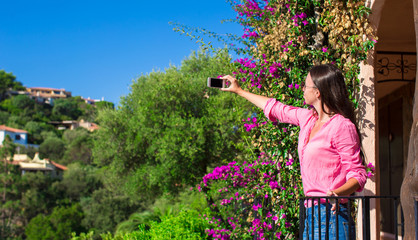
[{"left": 175, "top": 0, "right": 376, "bottom": 239}]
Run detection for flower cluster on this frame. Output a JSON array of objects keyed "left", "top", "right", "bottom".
[
  {"left": 269, "top": 62, "right": 282, "bottom": 78},
  {"left": 206, "top": 228, "right": 232, "bottom": 239},
  {"left": 281, "top": 40, "right": 297, "bottom": 52},
  {"left": 290, "top": 12, "right": 309, "bottom": 27},
  {"left": 234, "top": 56, "right": 284, "bottom": 89},
  {"left": 199, "top": 152, "right": 302, "bottom": 239},
  {"left": 242, "top": 28, "right": 259, "bottom": 39},
  {"left": 243, "top": 117, "right": 267, "bottom": 131},
  {"left": 287, "top": 83, "right": 300, "bottom": 89},
  {"left": 366, "top": 162, "right": 375, "bottom": 178},
  {"left": 236, "top": 0, "right": 275, "bottom": 20}
]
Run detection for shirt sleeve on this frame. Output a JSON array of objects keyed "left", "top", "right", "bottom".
[
  {"left": 332, "top": 120, "right": 367, "bottom": 192},
  {"left": 263, "top": 98, "right": 310, "bottom": 126}
]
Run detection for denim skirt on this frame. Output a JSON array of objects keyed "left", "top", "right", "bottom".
[{"left": 303, "top": 203, "right": 355, "bottom": 240}]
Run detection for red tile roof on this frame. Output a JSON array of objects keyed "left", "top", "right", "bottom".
[
  {"left": 0, "top": 125, "right": 28, "bottom": 133},
  {"left": 51, "top": 161, "right": 68, "bottom": 170},
  {"left": 90, "top": 123, "right": 100, "bottom": 131},
  {"left": 27, "top": 87, "right": 66, "bottom": 91}
]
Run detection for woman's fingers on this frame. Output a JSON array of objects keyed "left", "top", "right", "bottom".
[
  {"left": 220, "top": 75, "right": 240, "bottom": 92},
  {"left": 327, "top": 190, "right": 338, "bottom": 214}
]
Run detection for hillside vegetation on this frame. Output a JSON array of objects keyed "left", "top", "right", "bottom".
[{"left": 0, "top": 49, "right": 251, "bottom": 239}]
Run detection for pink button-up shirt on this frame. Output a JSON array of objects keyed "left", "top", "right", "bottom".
[{"left": 264, "top": 98, "right": 367, "bottom": 197}]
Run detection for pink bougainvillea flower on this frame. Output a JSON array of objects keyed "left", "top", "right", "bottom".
[
  {"left": 252, "top": 218, "right": 261, "bottom": 227},
  {"left": 322, "top": 47, "right": 328, "bottom": 52},
  {"left": 269, "top": 181, "right": 279, "bottom": 189},
  {"left": 252, "top": 203, "right": 262, "bottom": 211}
]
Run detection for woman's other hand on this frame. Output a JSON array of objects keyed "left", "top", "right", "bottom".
[{"left": 327, "top": 190, "right": 339, "bottom": 214}]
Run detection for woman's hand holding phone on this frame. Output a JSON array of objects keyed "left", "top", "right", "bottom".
[{"left": 220, "top": 75, "right": 242, "bottom": 94}]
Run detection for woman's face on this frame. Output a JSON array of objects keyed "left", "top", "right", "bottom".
[{"left": 303, "top": 73, "right": 319, "bottom": 105}]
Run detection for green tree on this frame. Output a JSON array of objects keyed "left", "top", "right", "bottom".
[
  {"left": 39, "top": 137, "right": 66, "bottom": 161},
  {"left": 0, "top": 136, "right": 19, "bottom": 239},
  {"left": 25, "top": 204, "right": 85, "bottom": 240},
  {"left": 73, "top": 96, "right": 97, "bottom": 122},
  {"left": 19, "top": 172, "right": 60, "bottom": 223},
  {"left": 12, "top": 95, "right": 35, "bottom": 110},
  {"left": 95, "top": 100, "right": 114, "bottom": 111},
  {"left": 62, "top": 128, "right": 93, "bottom": 165},
  {"left": 0, "top": 95, "right": 39, "bottom": 129},
  {"left": 0, "top": 111, "right": 10, "bottom": 124},
  {"left": 0, "top": 70, "right": 25, "bottom": 101},
  {"left": 25, "top": 214, "right": 54, "bottom": 240},
  {"left": 80, "top": 188, "right": 139, "bottom": 236},
  {"left": 25, "top": 121, "right": 45, "bottom": 144},
  {"left": 30, "top": 101, "right": 53, "bottom": 123},
  {"left": 52, "top": 98, "right": 82, "bottom": 120},
  {"left": 93, "top": 49, "right": 251, "bottom": 202},
  {"left": 49, "top": 204, "right": 85, "bottom": 239},
  {"left": 53, "top": 163, "right": 102, "bottom": 202}
]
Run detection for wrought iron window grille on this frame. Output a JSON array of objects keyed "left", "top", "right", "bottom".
[{"left": 376, "top": 51, "right": 416, "bottom": 83}]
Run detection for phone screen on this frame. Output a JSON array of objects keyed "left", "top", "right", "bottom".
[{"left": 208, "top": 78, "right": 224, "bottom": 88}]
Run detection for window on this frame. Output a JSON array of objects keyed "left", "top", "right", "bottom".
[{"left": 15, "top": 135, "right": 21, "bottom": 140}]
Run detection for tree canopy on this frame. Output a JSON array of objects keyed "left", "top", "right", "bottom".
[
  {"left": 93, "top": 49, "right": 251, "bottom": 202},
  {"left": 0, "top": 70, "right": 25, "bottom": 101}
]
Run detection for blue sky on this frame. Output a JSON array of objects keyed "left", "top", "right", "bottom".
[{"left": 0, "top": 1, "right": 243, "bottom": 105}]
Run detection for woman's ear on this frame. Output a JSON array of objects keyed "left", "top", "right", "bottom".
[{"left": 315, "top": 88, "right": 321, "bottom": 99}]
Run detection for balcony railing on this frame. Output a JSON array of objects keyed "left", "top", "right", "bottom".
[{"left": 299, "top": 196, "right": 404, "bottom": 240}]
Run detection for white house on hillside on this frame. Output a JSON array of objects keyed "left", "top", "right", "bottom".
[
  {"left": 11, "top": 153, "right": 68, "bottom": 178},
  {"left": 0, "top": 125, "right": 28, "bottom": 146},
  {"left": 26, "top": 87, "right": 72, "bottom": 105}
]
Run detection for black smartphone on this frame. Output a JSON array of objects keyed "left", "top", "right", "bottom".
[{"left": 207, "top": 77, "right": 226, "bottom": 88}]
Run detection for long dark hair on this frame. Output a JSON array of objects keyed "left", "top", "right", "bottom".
[
  {"left": 309, "top": 64, "right": 364, "bottom": 161},
  {"left": 309, "top": 64, "right": 356, "bottom": 124}
]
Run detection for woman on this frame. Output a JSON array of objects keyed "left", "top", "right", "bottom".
[{"left": 221, "top": 64, "right": 367, "bottom": 240}]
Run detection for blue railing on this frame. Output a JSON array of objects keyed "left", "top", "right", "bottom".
[{"left": 299, "top": 196, "right": 404, "bottom": 240}]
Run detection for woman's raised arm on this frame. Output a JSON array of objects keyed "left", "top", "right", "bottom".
[{"left": 221, "top": 75, "right": 270, "bottom": 110}]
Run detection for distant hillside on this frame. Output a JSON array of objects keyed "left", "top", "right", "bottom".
[{"left": 0, "top": 69, "right": 113, "bottom": 165}]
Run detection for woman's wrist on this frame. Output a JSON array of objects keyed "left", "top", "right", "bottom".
[{"left": 235, "top": 88, "right": 246, "bottom": 95}]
